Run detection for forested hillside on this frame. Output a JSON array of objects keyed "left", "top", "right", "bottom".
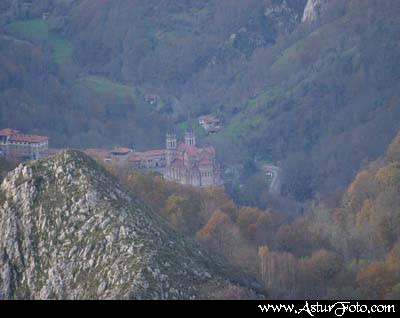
[
  {"left": 0, "top": 0, "right": 306, "bottom": 150},
  {"left": 1, "top": 0, "right": 400, "bottom": 204},
  {"left": 207, "top": 0, "right": 400, "bottom": 203}
]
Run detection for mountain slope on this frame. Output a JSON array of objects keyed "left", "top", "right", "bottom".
[
  {"left": 0, "top": 0, "right": 308, "bottom": 149},
  {"left": 1, "top": 1, "right": 400, "bottom": 207},
  {"left": 211, "top": 0, "right": 400, "bottom": 203},
  {"left": 0, "top": 151, "right": 253, "bottom": 299}
]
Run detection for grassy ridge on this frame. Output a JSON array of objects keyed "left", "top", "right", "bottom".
[
  {"left": 76, "top": 76, "right": 136, "bottom": 98},
  {"left": 8, "top": 18, "right": 72, "bottom": 64}
]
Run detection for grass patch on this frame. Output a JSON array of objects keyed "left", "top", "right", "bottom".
[
  {"left": 224, "top": 115, "right": 249, "bottom": 137},
  {"left": 270, "top": 15, "right": 348, "bottom": 81},
  {"left": 247, "top": 86, "right": 285, "bottom": 110},
  {"left": 10, "top": 19, "right": 49, "bottom": 38},
  {"left": 51, "top": 36, "right": 73, "bottom": 64},
  {"left": 76, "top": 76, "right": 135, "bottom": 98},
  {"left": 8, "top": 18, "right": 72, "bottom": 64}
]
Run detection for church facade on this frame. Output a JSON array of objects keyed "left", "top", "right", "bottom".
[
  {"left": 164, "top": 128, "right": 222, "bottom": 187},
  {"left": 85, "top": 126, "right": 223, "bottom": 188}
]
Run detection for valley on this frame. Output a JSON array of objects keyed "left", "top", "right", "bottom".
[{"left": 0, "top": 0, "right": 400, "bottom": 300}]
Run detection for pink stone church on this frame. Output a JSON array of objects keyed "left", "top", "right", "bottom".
[
  {"left": 85, "top": 125, "right": 223, "bottom": 188},
  {"left": 164, "top": 126, "right": 222, "bottom": 187}
]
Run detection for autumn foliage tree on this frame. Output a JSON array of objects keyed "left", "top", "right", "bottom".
[
  {"left": 298, "top": 250, "right": 344, "bottom": 298},
  {"left": 197, "top": 210, "right": 257, "bottom": 271}
]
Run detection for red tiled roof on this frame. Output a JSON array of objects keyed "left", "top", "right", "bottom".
[
  {"left": 176, "top": 143, "right": 216, "bottom": 157},
  {"left": 127, "top": 149, "right": 166, "bottom": 162},
  {"left": 199, "top": 115, "right": 217, "bottom": 121},
  {"left": 10, "top": 134, "right": 48, "bottom": 143},
  {"left": 177, "top": 143, "right": 202, "bottom": 156},
  {"left": 142, "top": 149, "right": 166, "bottom": 158},
  {"left": 0, "top": 128, "right": 48, "bottom": 143},
  {"left": 85, "top": 149, "right": 112, "bottom": 161},
  {"left": 204, "top": 118, "right": 218, "bottom": 124},
  {"left": 170, "top": 159, "right": 185, "bottom": 168},
  {"left": 128, "top": 152, "right": 145, "bottom": 161},
  {"left": 111, "top": 147, "right": 133, "bottom": 155},
  {"left": 0, "top": 128, "right": 20, "bottom": 136},
  {"left": 199, "top": 158, "right": 213, "bottom": 166},
  {"left": 204, "top": 146, "right": 215, "bottom": 154}
]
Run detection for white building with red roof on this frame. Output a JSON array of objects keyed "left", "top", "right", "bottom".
[
  {"left": 164, "top": 126, "right": 222, "bottom": 187},
  {"left": 0, "top": 128, "right": 49, "bottom": 160}
]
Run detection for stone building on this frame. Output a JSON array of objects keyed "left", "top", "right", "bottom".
[
  {"left": 0, "top": 128, "right": 49, "bottom": 160},
  {"left": 85, "top": 126, "right": 222, "bottom": 188},
  {"left": 128, "top": 149, "right": 166, "bottom": 170},
  {"left": 198, "top": 115, "right": 221, "bottom": 134},
  {"left": 164, "top": 126, "right": 222, "bottom": 187},
  {"left": 86, "top": 147, "right": 166, "bottom": 172}
]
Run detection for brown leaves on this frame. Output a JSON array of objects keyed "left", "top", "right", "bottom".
[
  {"left": 357, "top": 261, "right": 395, "bottom": 299},
  {"left": 386, "top": 130, "right": 400, "bottom": 162}
]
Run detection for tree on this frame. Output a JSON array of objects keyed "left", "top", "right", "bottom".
[
  {"left": 385, "top": 283, "right": 400, "bottom": 300},
  {"left": 162, "top": 195, "right": 191, "bottom": 230},
  {"left": 386, "top": 131, "right": 400, "bottom": 162},
  {"left": 197, "top": 210, "right": 233, "bottom": 255},
  {"left": 197, "top": 210, "right": 257, "bottom": 271},
  {"left": 281, "top": 152, "right": 314, "bottom": 201},
  {"left": 0, "top": 157, "right": 18, "bottom": 182},
  {"left": 237, "top": 207, "right": 262, "bottom": 241},
  {"left": 298, "top": 250, "right": 343, "bottom": 298},
  {"left": 357, "top": 261, "right": 395, "bottom": 299},
  {"left": 258, "top": 245, "right": 269, "bottom": 284}
]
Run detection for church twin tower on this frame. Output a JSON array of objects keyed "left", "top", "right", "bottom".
[
  {"left": 166, "top": 125, "right": 196, "bottom": 150},
  {"left": 164, "top": 123, "right": 222, "bottom": 187},
  {"left": 166, "top": 125, "right": 196, "bottom": 167}
]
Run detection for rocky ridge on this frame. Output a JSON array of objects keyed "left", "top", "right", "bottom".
[
  {"left": 302, "top": 0, "right": 331, "bottom": 22},
  {"left": 0, "top": 151, "right": 253, "bottom": 299}
]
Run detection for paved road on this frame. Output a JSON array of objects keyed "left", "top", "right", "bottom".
[{"left": 262, "top": 164, "right": 281, "bottom": 194}]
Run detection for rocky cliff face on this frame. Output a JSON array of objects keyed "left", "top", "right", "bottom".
[
  {"left": 0, "top": 151, "right": 252, "bottom": 299},
  {"left": 302, "top": 0, "right": 330, "bottom": 23},
  {"left": 264, "top": 0, "right": 308, "bottom": 33},
  {"left": 232, "top": 0, "right": 308, "bottom": 56}
]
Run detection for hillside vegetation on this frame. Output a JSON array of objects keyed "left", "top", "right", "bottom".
[
  {"left": 1, "top": 0, "right": 400, "bottom": 204},
  {"left": 106, "top": 129, "right": 400, "bottom": 299}
]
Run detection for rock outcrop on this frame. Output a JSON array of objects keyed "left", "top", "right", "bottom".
[
  {"left": 0, "top": 151, "right": 253, "bottom": 299},
  {"left": 302, "top": 0, "right": 330, "bottom": 23},
  {"left": 264, "top": 0, "right": 308, "bottom": 33}
]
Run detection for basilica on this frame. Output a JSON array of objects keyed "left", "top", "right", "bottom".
[{"left": 164, "top": 126, "right": 222, "bottom": 187}]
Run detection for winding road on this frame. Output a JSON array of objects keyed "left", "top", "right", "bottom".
[{"left": 262, "top": 164, "right": 281, "bottom": 195}]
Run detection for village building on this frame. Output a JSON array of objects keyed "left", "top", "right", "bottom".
[
  {"left": 198, "top": 115, "right": 221, "bottom": 134},
  {"left": 0, "top": 128, "right": 49, "bottom": 160},
  {"left": 127, "top": 149, "right": 166, "bottom": 170},
  {"left": 144, "top": 94, "right": 159, "bottom": 106},
  {"left": 140, "top": 149, "right": 166, "bottom": 169},
  {"left": 85, "top": 148, "right": 114, "bottom": 163},
  {"left": 86, "top": 147, "right": 166, "bottom": 171},
  {"left": 110, "top": 147, "right": 133, "bottom": 157}
]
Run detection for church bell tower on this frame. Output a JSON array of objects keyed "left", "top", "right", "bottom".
[
  {"left": 184, "top": 123, "right": 196, "bottom": 147},
  {"left": 166, "top": 131, "right": 177, "bottom": 165}
]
